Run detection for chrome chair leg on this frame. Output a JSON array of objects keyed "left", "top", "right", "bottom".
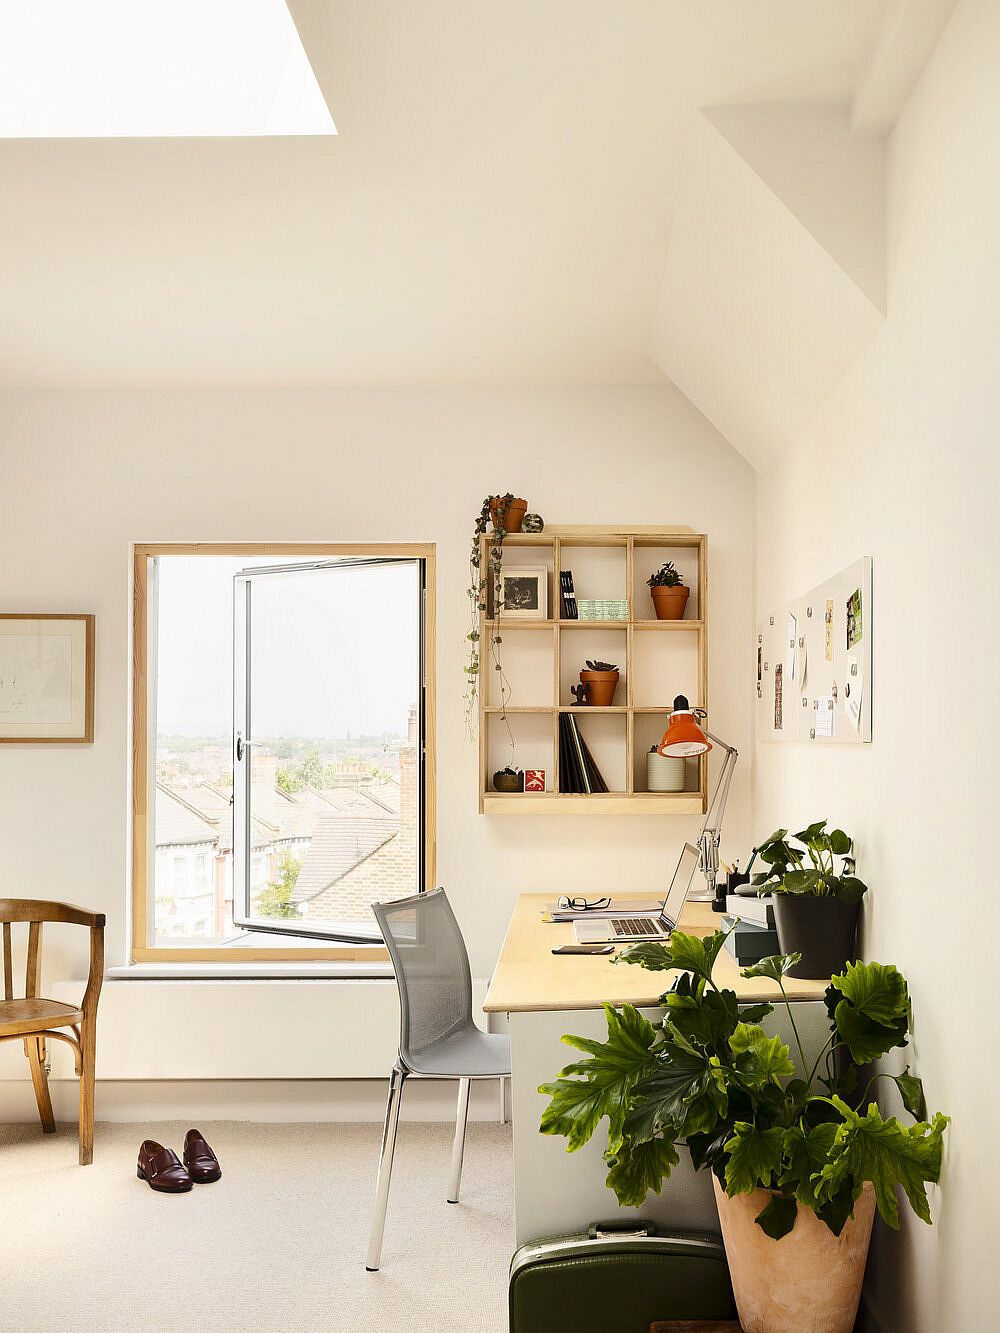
[
  {"left": 366, "top": 1065, "right": 407, "bottom": 1271},
  {"left": 447, "top": 1076, "right": 471, "bottom": 1204}
]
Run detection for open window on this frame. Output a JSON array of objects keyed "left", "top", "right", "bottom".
[
  {"left": 131, "top": 545, "right": 435, "bottom": 963},
  {"left": 232, "top": 558, "right": 425, "bottom": 943}
]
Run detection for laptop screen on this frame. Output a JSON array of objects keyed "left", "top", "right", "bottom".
[{"left": 660, "top": 842, "right": 700, "bottom": 929}]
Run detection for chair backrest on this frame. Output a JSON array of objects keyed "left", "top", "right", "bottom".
[
  {"left": 373, "top": 888, "right": 473, "bottom": 1070},
  {"left": 0, "top": 899, "right": 105, "bottom": 1005}
]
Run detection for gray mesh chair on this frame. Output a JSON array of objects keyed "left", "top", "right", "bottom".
[{"left": 366, "top": 888, "right": 510, "bottom": 1271}]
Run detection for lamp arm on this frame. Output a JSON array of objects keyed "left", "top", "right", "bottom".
[{"left": 692, "top": 731, "right": 739, "bottom": 900}]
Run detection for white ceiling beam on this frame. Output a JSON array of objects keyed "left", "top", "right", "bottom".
[{"left": 851, "top": 0, "right": 958, "bottom": 137}]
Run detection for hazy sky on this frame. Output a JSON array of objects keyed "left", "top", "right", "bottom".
[{"left": 155, "top": 556, "right": 420, "bottom": 738}]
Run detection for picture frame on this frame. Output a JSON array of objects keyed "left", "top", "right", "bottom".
[
  {"left": 500, "top": 565, "right": 548, "bottom": 620},
  {"left": 0, "top": 614, "right": 95, "bottom": 743}
]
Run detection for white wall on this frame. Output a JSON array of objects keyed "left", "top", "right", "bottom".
[
  {"left": 753, "top": 2, "right": 999, "bottom": 1328},
  {"left": 0, "top": 385, "right": 755, "bottom": 1104}
]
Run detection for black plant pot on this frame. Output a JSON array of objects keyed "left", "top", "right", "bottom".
[{"left": 772, "top": 896, "right": 860, "bottom": 980}]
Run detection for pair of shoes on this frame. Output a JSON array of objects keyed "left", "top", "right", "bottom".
[{"left": 136, "top": 1129, "right": 222, "bottom": 1193}]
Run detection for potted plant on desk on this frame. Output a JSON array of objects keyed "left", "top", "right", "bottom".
[
  {"left": 539, "top": 930, "right": 948, "bottom": 1333},
  {"left": 752, "top": 822, "right": 866, "bottom": 979}
]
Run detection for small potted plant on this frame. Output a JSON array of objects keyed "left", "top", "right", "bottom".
[
  {"left": 647, "top": 562, "right": 689, "bottom": 620},
  {"left": 489, "top": 494, "right": 528, "bottom": 533},
  {"left": 540, "top": 933, "right": 948, "bottom": 1333},
  {"left": 492, "top": 766, "right": 524, "bottom": 793},
  {"left": 752, "top": 822, "right": 866, "bottom": 978},
  {"left": 579, "top": 660, "right": 619, "bottom": 707}
]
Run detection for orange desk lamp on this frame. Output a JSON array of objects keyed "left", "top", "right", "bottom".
[{"left": 658, "top": 694, "right": 738, "bottom": 901}]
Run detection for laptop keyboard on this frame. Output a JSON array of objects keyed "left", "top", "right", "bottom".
[{"left": 611, "top": 918, "right": 661, "bottom": 937}]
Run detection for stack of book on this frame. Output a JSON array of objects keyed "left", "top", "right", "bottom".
[
  {"left": 722, "top": 895, "right": 779, "bottom": 964},
  {"left": 558, "top": 714, "right": 608, "bottom": 793},
  {"left": 559, "top": 571, "right": 579, "bottom": 620}
]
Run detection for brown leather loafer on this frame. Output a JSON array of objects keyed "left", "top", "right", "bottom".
[
  {"left": 183, "top": 1128, "right": 222, "bottom": 1184},
  {"left": 137, "top": 1140, "right": 192, "bottom": 1193}
]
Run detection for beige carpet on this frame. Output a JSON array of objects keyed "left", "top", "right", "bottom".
[{"left": 0, "top": 1120, "right": 514, "bottom": 1332}]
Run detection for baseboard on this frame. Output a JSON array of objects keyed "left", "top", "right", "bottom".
[{"left": 0, "top": 1076, "right": 509, "bottom": 1125}]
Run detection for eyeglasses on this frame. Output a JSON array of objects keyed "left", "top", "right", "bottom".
[{"left": 557, "top": 895, "right": 611, "bottom": 912}]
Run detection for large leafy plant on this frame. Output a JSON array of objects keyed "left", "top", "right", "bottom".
[
  {"left": 538, "top": 930, "right": 947, "bottom": 1240},
  {"left": 752, "top": 821, "right": 868, "bottom": 904}
]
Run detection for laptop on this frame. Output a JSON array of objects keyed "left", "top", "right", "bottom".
[{"left": 573, "top": 843, "right": 700, "bottom": 944}]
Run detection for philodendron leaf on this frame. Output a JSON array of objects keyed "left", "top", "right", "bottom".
[
  {"left": 829, "top": 828, "right": 853, "bottom": 856},
  {"left": 832, "top": 1004, "right": 908, "bottom": 1065},
  {"left": 795, "top": 820, "right": 828, "bottom": 844},
  {"left": 538, "top": 1003, "right": 657, "bottom": 1151},
  {"left": 893, "top": 1068, "right": 928, "bottom": 1120},
  {"left": 723, "top": 1122, "right": 785, "bottom": 1196},
  {"left": 740, "top": 953, "right": 802, "bottom": 985},
  {"left": 781, "top": 869, "right": 822, "bottom": 893},
  {"left": 613, "top": 941, "right": 676, "bottom": 972},
  {"left": 780, "top": 1121, "right": 839, "bottom": 1209},
  {"left": 730, "top": 1022, "right": 795, "bottom": 1085},
  {"left": 604, "top": 1134, "right": 681, "bottom": 1207},
  {"left": 617, "top": 929, "right": 728, "bottom": 984},
  {"left": 827, "top": 961, "right": 910, "bottom": 1063},
  {"left": 816, "top": 1097, "right": 949, "bottom": 1230},
  {"left": 626, "top": 1043, "right": 719, "bottom": 1142},
  {"left": 737, "top": 1002, "right": 775, "bottom": 1024},
  {"left": 834, "top": 876, "right": 868, "bottom": 904},
  {"left": 831, "top": 961, "right": 908, "bottom": 1025},
  {"left": 754, "top": 1192, "right": 799, "bottom": 1240},
  {"left": 662, "top": 985, "right": 740, "bottom": 1051}
]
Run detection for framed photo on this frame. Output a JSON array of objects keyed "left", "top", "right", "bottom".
[
  {"left": 0, "top": 614, "right": 95, "bottom": 743},
  {"left": 500, "top": 566, "right": 548, "bottom": 620}
]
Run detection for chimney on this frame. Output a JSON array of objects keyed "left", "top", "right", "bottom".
[{"left": 407, "top": 702, "right": 418, "bottom": 745}]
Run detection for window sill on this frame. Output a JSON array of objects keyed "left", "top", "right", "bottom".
[{"left": 107, "top": 960, "right": 395, "bottom": 981}]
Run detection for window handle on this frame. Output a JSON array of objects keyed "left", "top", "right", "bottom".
[{"left": 235, "top": 735, "right": 255, "bottom": 762}]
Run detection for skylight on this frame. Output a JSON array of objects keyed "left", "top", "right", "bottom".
[{"left": 0, "top": 0, "right": 336, "bottom": 137}]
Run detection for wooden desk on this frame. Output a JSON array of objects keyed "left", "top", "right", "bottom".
[
  {"left": 484, "top": 896, "right": 828, "bottom": 1014},
  {"left": 486, "top": 894, "right": 830, "bottom": 1247}
]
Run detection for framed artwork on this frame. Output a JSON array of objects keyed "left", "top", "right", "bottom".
[
  {"left": 500, "top": 566, "right": 548, "bottom": 620},
  {"left": 0, "top": 614, "right": 95, "bottom": 743}
]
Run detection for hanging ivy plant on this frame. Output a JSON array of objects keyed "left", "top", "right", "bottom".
[{"left": 464, "top": 495, "right": 515, "bottom": 762}]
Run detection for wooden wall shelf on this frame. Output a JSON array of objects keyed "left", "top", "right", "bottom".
[{"left": 478, "top": 526, "right": 708, "bottom": 815}]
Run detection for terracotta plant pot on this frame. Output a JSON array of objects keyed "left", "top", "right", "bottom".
[
  {"left": 773, "top": 895, "right": 860, "bottom": 979},
  {"left": 579, "top": 669, "right": 619, "bottom": 707},
  {"left": 489, "top": 497, "right": 528, "bottom": 533},
  {"left": 713, "top": 1178, "right": 876, "bottom": 1333},
  {"left": 492, "top": 770, "right": 524, "bottom": 793},
  {"left": 650, "top": 585, "right": 690, "bottom": 620}
]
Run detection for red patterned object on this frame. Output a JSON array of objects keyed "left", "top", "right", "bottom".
[{"left": 525, "top": 769, "right": 546, "bottom": 792}]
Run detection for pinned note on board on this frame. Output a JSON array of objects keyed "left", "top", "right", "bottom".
[{"left": 755, "top": 556, "right": 872, "bottom": 745}]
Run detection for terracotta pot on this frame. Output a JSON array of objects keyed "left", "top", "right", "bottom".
[
  {"left": 650, "top": 584, "right": 690, "bottom": 620},
  {"left": 489, "top": 497, "right": 527, "bottom": 533},
  {"left": 579, "top": 670, "right": 619, "bottom": 707},
  {"left": 492, "top": 770, "right": 524, "bottom": 793},
  {"left": 713, "top": 1179, "right": 875, "bottom": 1333},
  {"left": 773, "top": 895, "right": 860, "bottom": 979}
]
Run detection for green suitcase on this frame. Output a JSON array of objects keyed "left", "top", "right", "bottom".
[{"left": 509, "top": 1220, "right": 735, "bottom": 1333}]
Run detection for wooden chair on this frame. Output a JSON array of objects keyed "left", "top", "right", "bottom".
[{"left": 0, "top": 899, "right": 105, "bottom": 1164}]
